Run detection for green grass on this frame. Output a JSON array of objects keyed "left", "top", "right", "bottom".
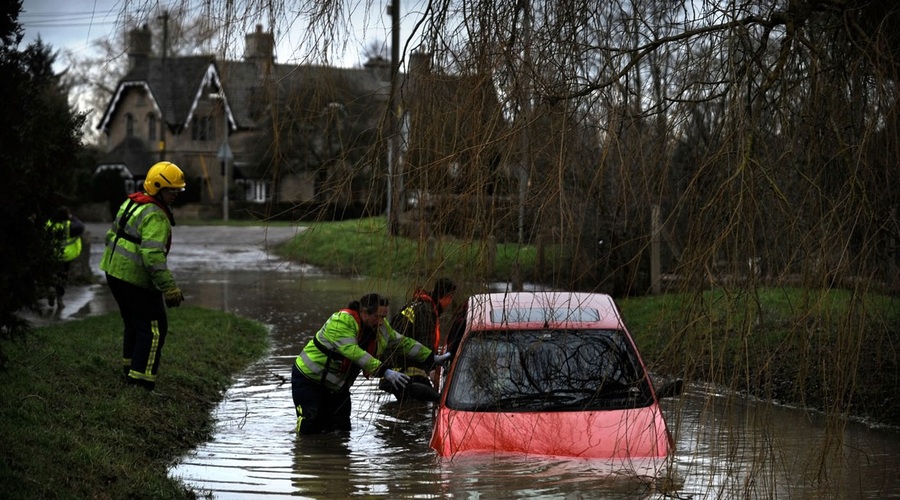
[
  {"left": 0, "top": 307, "right": 269, "bottom": 500},
  {"left": 276, "top": 216, "right": 538, "bottom": 282},
  {"left": 618, "top": 287, "right": 900, "bottom": 425}
]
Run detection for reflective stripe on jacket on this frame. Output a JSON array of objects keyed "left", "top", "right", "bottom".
[
  {"left": 295, "top": 309, "right": 432, "bottom": 393},
  {"left": 99, "top": 198, "right": 176, "bottom": 291},
  {"left": 47, "top": 220, "right": 83, "bottom": 262}
]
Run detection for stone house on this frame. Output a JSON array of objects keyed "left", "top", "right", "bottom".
[
  {"left": 95, "top": 25, "right": 397, "bottom": 215},
  {"left": 96, "top": 24, "right": 510, "bottom": 223}
]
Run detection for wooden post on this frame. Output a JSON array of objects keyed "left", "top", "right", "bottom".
[{"left": 651, "top": 205, "right": 661, "bottom": 294}]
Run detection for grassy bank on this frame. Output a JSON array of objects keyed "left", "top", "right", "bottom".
[
  {"left": 0, "top": 307, "right": 269, "bottom": 499},
  {"left": 277, "top": 216, "right": 536, "bottom": 282},
  {"left": 618, "top": 288, "right": 900, "bottom": 426},
  {"left": 280, "top": 217, "right": 900, "bottom": 426}
]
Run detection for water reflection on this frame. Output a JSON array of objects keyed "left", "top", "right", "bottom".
[{"left": 665, "top": 387, "right": 900, "bottom": 499}]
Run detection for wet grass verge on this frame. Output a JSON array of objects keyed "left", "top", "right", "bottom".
[
  {"left": 619, "top": 287, "right": 900, "bottom": 427},
  {"left": 0, "top": 307, "right": 269, "bottom": 499}
]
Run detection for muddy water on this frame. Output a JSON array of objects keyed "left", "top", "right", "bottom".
[{"left": 31, "top": 224, "right": 900, "bottom": 499}]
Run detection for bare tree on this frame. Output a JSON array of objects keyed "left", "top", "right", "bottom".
[{"left": 109, "top": 1, "right": 900, "bottom": 495}]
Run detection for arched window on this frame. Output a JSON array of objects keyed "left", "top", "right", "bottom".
[
  {"left": 148, "top": 114, "right": 157, "bottom": 142},
  {"left": 125, "top": 113, "right": 134, "bottom": 137}
]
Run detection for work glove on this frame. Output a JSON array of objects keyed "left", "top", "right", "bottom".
[
  {"left": 383, "top": 369, "right": 410, "bottom": 391},
  {"left": 433, "top": 352, "right": 453, "bottom": 366},
  {"left": 164, "top": 287, "right": 184, "bottom": 308}
]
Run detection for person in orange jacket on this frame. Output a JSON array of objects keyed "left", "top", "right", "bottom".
[
  {"left": 292, "top": 293, "right": 452, "bottom": 434},
  {"left": 379, "top": 278, "right": 457, "bottom": 402}
]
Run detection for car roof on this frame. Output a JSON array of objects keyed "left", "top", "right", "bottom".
[{"left": 466, "top": 292, "right": 624, "bottom": 330}]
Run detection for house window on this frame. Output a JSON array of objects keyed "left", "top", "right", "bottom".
[
  {"left": 235, "top": 179, "right": 271, "bottom": 203},
  {"left": 191, "top": 115, "right": 213, "bottom": 141},
  {"left": 148, "top": 114, "right": 157, "bottom": 142},
  {"left": 125, "top": 113, "right": 134, "bottom": 137}
]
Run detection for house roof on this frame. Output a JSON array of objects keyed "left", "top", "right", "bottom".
[
  {"left": 98, "top": 56, "right": 220, "bottom": 133},
  {"left": 94, "top": 37, "right": 505, "bottom": 190},
  {"left": 98, "top": 55, "right": 394, "bottom": 136},
  {"left": 214, "top": 61, "right": 260, "bottom": 128}
]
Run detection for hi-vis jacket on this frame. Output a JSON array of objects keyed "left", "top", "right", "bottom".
[
  {"left": 47, "top": 220, "right": 82, "bottom": 262},
  {"left": 295, "top": 309, "right": 434, "bottom": 393},
  {"left": 100, "top": 192, "right": 177, "bottom": 292}
]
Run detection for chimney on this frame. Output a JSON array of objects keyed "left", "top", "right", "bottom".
[
  {"left": 127, "top": 24, "right": 152, "bottom": 69},
  {"left": 409, "top": 51, "right": 432, "bottom": 76},
  {"left": 244, "top": 24, "right": 275, "bottom": 69},
  {"left": 363, "top": 55, "right": 391, "bottom": 81}
]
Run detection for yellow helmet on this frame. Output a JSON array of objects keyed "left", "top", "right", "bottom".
[{"left": 144, "top": 161, "right": 186, "bottom": 195}]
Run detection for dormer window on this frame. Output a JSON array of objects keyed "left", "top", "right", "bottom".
[{"left": 125, "top": 113, "right": 134, "bottom": 137}]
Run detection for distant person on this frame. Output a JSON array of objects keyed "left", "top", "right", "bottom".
[
  {"left": 291, "top": 293, "right": 452, "bottom": 435},
  {"left": 379, "top": 278, "right": 457, "bottom": 402},
  {"left": 45, "top": 206, "right": 85, "bottom": 308},
  {"left": 100, "top": 161, "right": 186, "bottom": 392}
]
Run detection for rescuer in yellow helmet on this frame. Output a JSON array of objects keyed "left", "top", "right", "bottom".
[{"left": 100, "top": 161, "right": 186, "bottom": 391}]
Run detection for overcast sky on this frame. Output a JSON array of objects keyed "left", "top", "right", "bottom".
[
  {"left": 20, "top": 0, "right": 122, "bottom": 54},
  {"left": 19, "top": 0, "right": 427, "bottom": 69}
]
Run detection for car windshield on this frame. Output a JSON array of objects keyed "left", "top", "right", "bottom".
[{"left": 445, "top": 329, "right": 653, "bottom": 412}]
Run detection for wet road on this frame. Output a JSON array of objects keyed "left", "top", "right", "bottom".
[
  {"left": 21, "top": 222, "right": 900, "bottom": 499},
  {"left": 21, "top": 222, "right": 308, "bottom": 325}
]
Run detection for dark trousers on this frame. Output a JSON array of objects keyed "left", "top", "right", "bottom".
[
  {"left": 291, "top": 363, "right": 351, "bottom": 434},
  {"left": 107, "top": 274, "right": 167, "bottom": 391},
  {"left": 53, "top": 261, "right": 71, "bottom": 300}
]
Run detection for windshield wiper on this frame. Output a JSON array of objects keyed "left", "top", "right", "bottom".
[{"left": 493, "top": 393, "right": 579, "bottom": 409}]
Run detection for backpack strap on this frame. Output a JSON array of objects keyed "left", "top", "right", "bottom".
[{"left": 110, "top": 199, "right": 143, "bottom": 253}]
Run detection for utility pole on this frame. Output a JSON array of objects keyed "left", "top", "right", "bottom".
[
  {"left": 386, "top": 1, "right": 400, "bottom": 235},
  {"left": 517, "top": 2, "right": 532, "bottom": 248},
  {"left": 513, "top": 1, "right": 533, "bottom": 292},
  {"left": 212, "top": 93, "right": 232, "bottom": 221},
  {"left": 157, "top": 11, "right": 169, "bottom": 162}
]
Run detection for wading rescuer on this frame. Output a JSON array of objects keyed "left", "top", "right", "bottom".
[
  {"left": 100, "top": 161, "right": 186, "bottom": 391},
  {"left": 379, "top": 278, "right": 456, "bottom": 402},
  {"left": 292, "top": 293, "right": 452, "bottom": 435}
]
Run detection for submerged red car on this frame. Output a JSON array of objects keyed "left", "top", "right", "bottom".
[{"left": 430, "top": 292, "right": 679, "bottom": 459}]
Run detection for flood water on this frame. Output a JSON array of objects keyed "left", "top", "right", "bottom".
[{"left": 29, "top": 224, "right": 900, "bottom": 499}]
